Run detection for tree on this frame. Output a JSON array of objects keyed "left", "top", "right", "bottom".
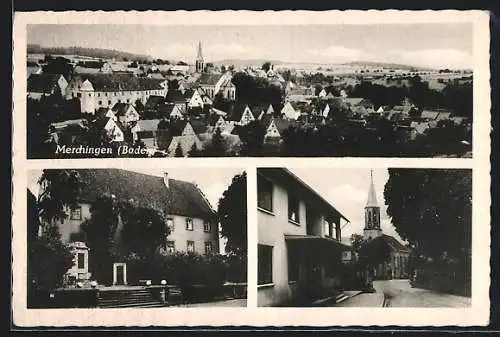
[
  {"left": 203, "top": 127, "right": 226, "bottom": 157},
  {"left": 262, "top": 62, "right": 272, "bottom": 72},
  {"left": 80, "top": 195, "right": 120, "bottom": 284},
  {"left": 221, "top": 65, "right": 226, "bottom": 73},
  {"left": 42, "top": 56, "right": 73, "bottom": 80},
  {"left": 384, "top": 169, "right": 472, "bottom": 260},
  {"left": 218, "top": 172, "right": 247, "bottom": 257},
  {"left": 174, "top": 142, "right": 184, "bottom": 157},
  {"left": 119, "top": 202, "right": 170, "bottom": 258},
  {"left": 28, "top": 170, "right": 83, "bottom": 305},
  {"left": 37, "top": 170, "right": 84, "bottom": 227},
  {"left": 187, "top": 143, "right": 203, "bottom": 157},
  {"left": 239, "top": 121, "right": 265, "bottom": 156}
]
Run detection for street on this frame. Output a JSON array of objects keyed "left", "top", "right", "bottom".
[
  {"left": 336, "top": 279, "right": 471, "bottom": 307},
  {"left": 374, "top": 279, "right": 471, "bottom": 307}
]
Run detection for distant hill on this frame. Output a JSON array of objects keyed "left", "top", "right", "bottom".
[
  {"left": 212, "top": 59, "right": 284, "bottom": 67},
  {"left": 27, "top": 44, "right": 153, "bottom": 62},
  {"left": 343, "top": 61, "right": 433, "bottom": 71}
]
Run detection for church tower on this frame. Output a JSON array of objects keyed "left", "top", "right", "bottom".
[
  {"left": 364, "top": 170, "right": 382, "bottom": 240},
  {"left": 195, "top": 41, "right": 204, "bottom": 73}
]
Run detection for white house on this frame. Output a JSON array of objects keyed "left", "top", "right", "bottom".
[
  {"left": 66, "top": 74, "right": 166, "bottom": 114},
  {"left": 257, "top": 168, "right": 350, "bottom": 307},
  {"left": 104, "top": 118, "right": 125, "bottom": 142},
  {"left": 107, "top": 103, "right": 140, "bottom": 126},
  {"left": 281, "top": 102, "right": 301, "bottom": 120},
  {"left": 187, "top": 89, "right": 205, "bottom": 109}
]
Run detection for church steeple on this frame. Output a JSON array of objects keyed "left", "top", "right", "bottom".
[
  {"left": 366, "top": 169, "right": 378, "bottom": 207},
  {"left": 364, "top": 169, "right": 382, "bottom": 240},
  {"left": 195, "top": 41, "right": 204, "bottom": 73}
]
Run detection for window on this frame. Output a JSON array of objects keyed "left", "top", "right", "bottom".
[
  {"left": 77, "top": 253, "right": 85, "bottom": 269},
  {"left": 166, "top": 218, "right": 174, "bottom": 232},
  {"left": 185, "top": 218, "right": 193, "bottom": 231},
  {"left": 97, "top": 93, "right": 100, "bottom": 97},
  {"left": 127, "top": 99, "right": 130, "bottom": 103},
  {"left": 203, "top": 221, "right": 211, "bottom": 233},
  {"left": 77, "top": 93, "right": 82, "bottom": 98},
  {"left": 257, "top": 175, "right": 273, "bottom": 212},
  {"left": 287, "top": 247, "right": 299, "bottom": 282},
  {"left": 205, "top": 241, "right": 213, "bottom": 254},
  {"left": 288, "top": 194, "right": 300, "bottom": 223},
  {"left": 258, "top": 244, "right": 273, "bottom": 285},
  {"left": 118, "top": 100, "right": 121, "bottom": 103},
  {"left": 70, "top": 207, "right": 82, "bottom": 220},
  {"left": 108, "top": 100, "right": 111, "bottom": 105},
  {"left": 98, "top": 101, "right": 102, "bottom": 105},
  {"left": 187, "top": 240, "right": 195, "bottom": 252},
  {"left": 105, "top": 93, "right": 108, "bottom": 97},
  {"left": 166, "top": 241, "right": 175, "bottom": 253},
  {"left": 88, "top": 93, "right": 92, "bottom": 97}
]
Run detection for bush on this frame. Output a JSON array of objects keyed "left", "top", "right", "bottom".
[
  {"left": 124, "top": 251, "right": 229, "bottom": 302},
  {"left": 27, "top": 229, "right": 75, "bottom": 307}
]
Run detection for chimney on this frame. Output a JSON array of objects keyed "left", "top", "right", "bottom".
[{"left": 163, "top": 172, "right": 169, "bottom": 188}]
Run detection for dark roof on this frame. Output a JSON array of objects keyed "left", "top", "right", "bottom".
[
  {"left": 76, "top": 74, "right": 163, "bottom": 91},
  {"left": 145, "top": 95, "right": 165, "bottom": 108},
  {"left": 197, "top": 73, "right": 221, "bottom": 86},
  {"left": 165, "top": 89, "right": 188, "bottom": 103},
  {"left": 74, "top": 169, "right": 215, "bottom": 219},
  {"left": 190, "top": 119, "right": 208, "bottom": 134},
  {"left": 27, "top": 61, "right": 39, "bottom": 67},
  {"left": 110, "top": 103, "right": 133, "bottom": 116},
  {"left": 77, "top": 61, "right": 105, "bottom": 69},
  {"left": 373, "top": 234, "right": 411, "bottom": 252},
  {"left": 207, "top": 113, "right": 223, "bottom": 126},
  {"left": 27, "top": 74, "right": 62, "bottom": 93}
]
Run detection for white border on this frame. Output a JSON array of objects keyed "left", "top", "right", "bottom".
[{"left": 12, "top": 10, "right": 491, "bottom": 327}]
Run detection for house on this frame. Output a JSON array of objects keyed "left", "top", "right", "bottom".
[
  {"left": 196, "top": 73, "right": 235, "bottom": 100},
  {"left": 280, "top": 102, "right": 301, "bottom": 121},
  {"left": 107, "top": 103, "right": 140, "bottom": 126},
  {"left": 167, "top": 134, "right": 203, "bottom": 157},
  {"left": 40, "top": 169, "right": 219, "bottom": 284},
  {"left": 27, "top": 73, "right": 68, "bottom": 100},
  {"left": 65, "top": 74, "right": 167, "bottom": 113},
  {"left": 260, "top": 114, "right": 281, "bottom": 140},
  {"left": 207, "top": 113, "right": 227, "bottom": 132},
  {"left": 131, "top": 119, "right": 161, "bottom": 148},
  {"left": 229, "top": 104, "right": 256, "bottom": 126},
  {"left": 103, "top": 117, "right": 126, "bottom": 142},
  {"left": 186, "top": 89, "right": 205, "bottom": 109},
  {"left": 73, "top": 61, "right": 113, "bottom": 74},
  {"left": 318, "top": 88, "right": 327, "bottom": 98},
  {"left": 257, "top": 168, "right": 350, "bottom": 307}
]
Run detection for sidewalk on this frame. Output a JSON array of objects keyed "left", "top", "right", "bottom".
[{"left": 170, "top": 298, "right": 247, "bottom": 307}]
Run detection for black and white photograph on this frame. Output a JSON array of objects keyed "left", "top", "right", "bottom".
[
  {"left": 257, "top": 167, "right": 472, "bottom": 307},
  {"left": 27, "top": 168, "right": 247, "bottom": 308},
  {"left": 25, "top": 22, "right": 473, "bottom": 159}
]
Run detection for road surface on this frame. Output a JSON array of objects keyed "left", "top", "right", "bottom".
[{"left": 374, "top": 279, "right": 471, "bottom": 307}]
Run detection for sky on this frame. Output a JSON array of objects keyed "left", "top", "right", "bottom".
[
  {"left": 27, "top": 168, "right": 245, "bottom": 254},
  {"left": 27, "top": 23, "right": 473, "bottom": 69},
  {"left": 288, "top": 167, "right": 404, "bottom": 244}
]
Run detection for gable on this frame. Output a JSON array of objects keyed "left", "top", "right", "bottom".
[
  {"left": 240, "top": 106, "right": 255, "bottom": 123},
  {"left": 182, "top": 122, "right": 196, "bottom": 136},
  {"left": 265, "top": 119, "right": 281, "bottom": 138}
]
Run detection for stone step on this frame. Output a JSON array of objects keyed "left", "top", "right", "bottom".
[{"left": 98, "top": 301, "right": 165, "bottom": 308}]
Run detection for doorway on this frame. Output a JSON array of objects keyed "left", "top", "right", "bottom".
[{"left": 113, "top": 263, "right": 127, "bottom": 286}]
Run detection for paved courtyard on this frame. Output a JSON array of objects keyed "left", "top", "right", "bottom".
[{"left": 374, "top": 279, "right": 471, "bottom": 307}]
